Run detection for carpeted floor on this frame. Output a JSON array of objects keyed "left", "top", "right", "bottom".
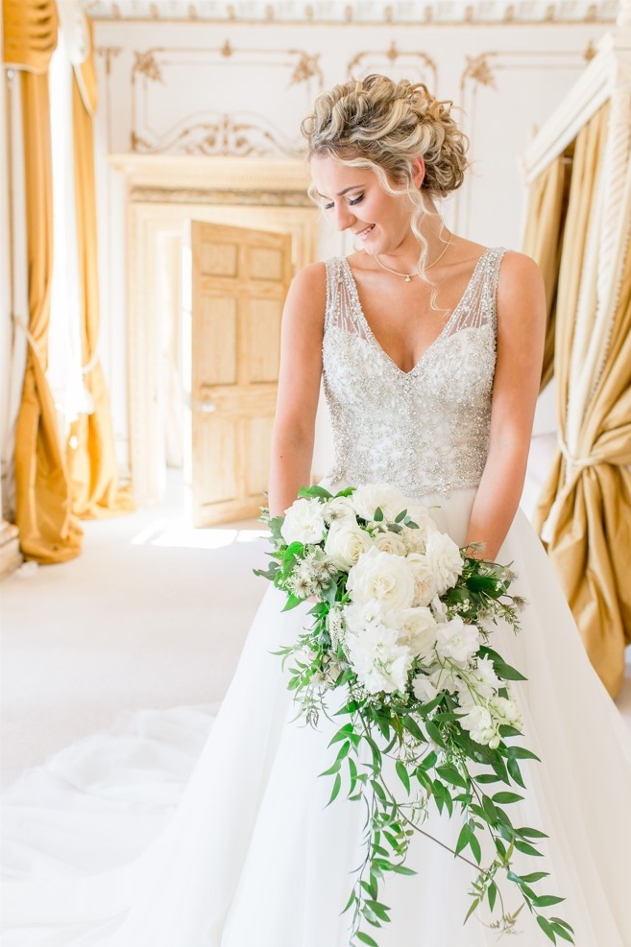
[{"left": 1, "top": 466, "right": 630, "bottom": 791}]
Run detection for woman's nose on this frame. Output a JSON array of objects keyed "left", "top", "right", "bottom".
[{"left": 333, "top": 203, "right": 355, "bottom": 232}]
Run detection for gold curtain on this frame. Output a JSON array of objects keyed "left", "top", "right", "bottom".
[
  {"left": 534, "top": 103, "right": 631, "bottom": 697},
  {"left": 6, "top": 0, "right": 83, "bottom": 563},
  {"left": 67, "top": 33, "right": 134, "bottom": 519},
  {"left": 521, "top": 151, "right": 572, "bottom": 390}
]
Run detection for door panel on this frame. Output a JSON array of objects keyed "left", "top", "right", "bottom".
[{"left": 188, "top": 221, "right": 292, "bottom": 526}]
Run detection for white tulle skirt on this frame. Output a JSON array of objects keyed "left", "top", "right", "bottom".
[{"left": 3, "top": 489, "right": 631, "bottom": 947}]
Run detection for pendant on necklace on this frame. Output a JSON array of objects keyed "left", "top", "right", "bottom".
[{"left": 404, "top": 275, "right": 412, "bottom": 282}]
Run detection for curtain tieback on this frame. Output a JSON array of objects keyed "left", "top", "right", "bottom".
[
  {"left": 12, "top": 314, "right": 44, "bottom": 365},
  {"left": 541, "top": 442, "right": 599, "bottom": 543},
  {"left": 559, "top": 440, "right": 599, "bottom": 470}
]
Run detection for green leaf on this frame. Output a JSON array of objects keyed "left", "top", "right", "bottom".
[
  {"left": 518, "top": 826, "right": 549, "bottom": 839},
  {"left": 520, "top": 871, "right": 549, "bottom": 883},
  {"left": 391, "top": 863, "right": 416, "bottom": 876},
  {"left": 536, "top": 915, "right": 557, "bottom": 944},
  {"left": 499, "top": 724, "right": 523, "bottom": 738},
  {"left": 507, "top": 757, "right": 525, "bottom": 788},
  {"left": 437, "top": 763, "right": 468, "bottom": 789},
  {"left": 327, "top": 772, "right": 342, "bottom": 806},
  {"left": 374, "top": 506, "right": 384, "bottom": 522},
  {"left": 355, "top": 933, "right": 380, "bottom": 947},
  {"left": 341, "top": 889, "right": 356, "bottom": 914},
  {"left": 507, "top": 746, "right": 541, "bottom": 761},
  {"left": 488, "top": 882, "right": 498, "bottom": 912},
  {"left": 469, "top": 831, "right": 482, "bottom": 864},
  {"left": 396, "top": 760, "right": 411, "bottom": 794},
  {"left": 298, "top": 485, "right": 332, "bottom": 500},
  {"left": 329, "top": 724, "right": 354, "bottom": 746},
  {"left": 514, "top": 839, "right": 543, "bottom": 857},
  {"left": 425, "top": 720, "right": 446, "bottom": 748},
  {"left": 395, "top": 509, "right": 407, "bottom": 522},
  {"left": 533, "top": 895, "right": 565, "bottom": 908},
  {"left": 365, "top": 900, "right": 391, "bottom": 922},
  {"left": 403, "top": 715, "right": 426, "bottom": 742},
  {"left": 550, "top": 924, "right": 574, "bottom": 944},
  {"left": 475, "top": 773, "right": 502, "bottom": 784},
  {"left": 419, "top": 750, "right": 438, "bottom": 770},
  {"left": 282, "top": 594, "right": 304, "bottom": 611},
  {"left": 492, "top": 791, "right": 524, "bottom": 804},
  {"left": 464, "top": 897, "right": 480, "bottom": 924},
  {"left": 455, "top": 824, "right": 471, "bottom": 856},
  {"left": 319, "top": 760, "right": 341, "bottom": 777}
]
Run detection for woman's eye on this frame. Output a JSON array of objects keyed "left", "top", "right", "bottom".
[
  {"left": 323, "top": 201, "right": 334, "bottom": 211},
  {"left": 348, "top": 194, "right": 364, "bottom": 206}
]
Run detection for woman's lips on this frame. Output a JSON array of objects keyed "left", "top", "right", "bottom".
[{"left": 355, "top": 224, "right": 375, "bottom": 240}]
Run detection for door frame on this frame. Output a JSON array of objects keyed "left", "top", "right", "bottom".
[{"left": 109, "top": 156, "right": 318, "bottom": 505}]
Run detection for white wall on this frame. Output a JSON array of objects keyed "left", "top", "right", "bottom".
[{"left": 90, "top": 15, "right": 608, "bottom": 480}]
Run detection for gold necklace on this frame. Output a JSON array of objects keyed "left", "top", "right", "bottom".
[{"left": 374, "top": 236, "right": 452, "bottom": 282}]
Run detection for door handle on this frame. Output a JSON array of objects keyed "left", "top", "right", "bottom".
[{"left": 193, "top": 400, "right": 216, "bottom": 413}]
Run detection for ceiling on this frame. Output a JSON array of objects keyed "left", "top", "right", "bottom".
[{"left": 79, "top": 1, "right": 619, "bottom": 26}]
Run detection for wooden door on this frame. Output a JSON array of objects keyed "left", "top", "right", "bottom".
[{"left": 187, "top": 221, "right": 292, "bottom": 526}]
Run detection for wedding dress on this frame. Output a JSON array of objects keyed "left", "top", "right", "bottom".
[{"left": 3, "top": 248, "right": 631, "bottom": 947}]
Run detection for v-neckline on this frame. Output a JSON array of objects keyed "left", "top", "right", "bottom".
[{"left": 341, "top": 249, "right": 491, "bottom": 377}]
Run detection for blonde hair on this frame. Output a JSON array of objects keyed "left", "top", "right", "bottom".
[{"left": 301, "top": 74, "right": 469, "bottom": 275}]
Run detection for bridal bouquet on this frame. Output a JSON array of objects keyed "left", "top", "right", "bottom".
[{"left": 256, "top": 483, "right": 573, "bottom": 947}]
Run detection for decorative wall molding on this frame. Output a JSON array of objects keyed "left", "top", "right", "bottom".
[
  {"left": 346, "top": 42, "right": 437, "bottom": 86},
  {"left": 81, "top": 1, "right": 618, "bottom": 27},
  {"left": 130, "top": 44, "right": 321, "bottom": 155}
]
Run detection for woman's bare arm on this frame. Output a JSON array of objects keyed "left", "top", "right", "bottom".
[
  {"left": 267, "top": 262, "right": 327, "bottom": 518},
  {"left": 465, "top": 252, "right": 546, "bottom": 559}
]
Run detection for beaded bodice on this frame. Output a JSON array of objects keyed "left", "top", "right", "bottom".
[{"left": 322, "top": 247, "right": 505, "bottom": 498}]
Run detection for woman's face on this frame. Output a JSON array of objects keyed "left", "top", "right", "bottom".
[{"left": 310, "top": 153, "right": 417, "bottom": 255}]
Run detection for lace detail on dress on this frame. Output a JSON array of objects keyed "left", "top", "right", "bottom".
[{"left": 322, "top": 247, "right": 505, "bottom": 498}]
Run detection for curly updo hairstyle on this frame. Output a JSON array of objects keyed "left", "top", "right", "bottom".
[{"left": 301, "top": 74, "right": 469, "bottom": 273}]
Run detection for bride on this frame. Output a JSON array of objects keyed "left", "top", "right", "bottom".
[{"left": 3, "top": 74, "right": 631, "bottom": 947}]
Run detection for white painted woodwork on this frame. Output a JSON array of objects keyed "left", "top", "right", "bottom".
[{"left": 186, "top": 221, "right": 292, "bottom": 526}]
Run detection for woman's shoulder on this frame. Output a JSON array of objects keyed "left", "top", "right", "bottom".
[
  {"left": 496, "top": 249, "right": 544, "bottom": 299},
  {"left": 494, "top": 249, "right": 546, "bottom": 328}
]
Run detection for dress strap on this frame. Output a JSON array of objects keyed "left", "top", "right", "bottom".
[
  {"left": 449, "top": 246, "right": 506, "bottom": 333},
  {"left": 324, "top": 257, "right": 367, "bottom": 336}
]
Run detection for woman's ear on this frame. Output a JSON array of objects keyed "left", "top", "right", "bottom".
[{"left": 410, "top": 157, "right": 426, "bottom": 189}]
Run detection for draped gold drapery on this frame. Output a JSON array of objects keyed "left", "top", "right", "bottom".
[
  {"left": 533, "top": 103, "right": 631, "bottom": 697},
  {"left": 4, "top": 0, "right": 83, "bottom": 562},
  {"left": 521, "top": 151, "right": 572, "bottom": 390},
  {"left": 67, "top": 32, "right": 134, "bottom": 518}
]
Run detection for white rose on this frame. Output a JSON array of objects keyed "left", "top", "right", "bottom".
[
  {"left": 460, "top": 705, "right": 499, "bottom": 748},
  {"left": 398, "top": 607, "right": 438, "bottom": 662},
  {"left": 401, "top": 504, "right": 431, "bottom": 545},
  {"left": 324, "top": 496, "right": 357, "bottom": 524},
  {"left": 400, "top": 525, "right": 427, "bottom": 554},
  {"left": 347, "top": 547, "right": 415, "bottom": 611},
  {"left": 373, "top": 531, "right": 407, "bottom": 557},
  {"left": 281, "top": 498, "right": 326, "bottom": 546},
  {"left": 405, "top": 553, "right": 437, "bottom": 607},
  {"left": 435, "top": 616, "right": 480, "bottom": 665},
  {"left": 351, "top": 484, "right": 408, "bottom": 523},
  {"left": 324, "top": 521, "right": 373, "bottom": 570},
  {"left": 426, "top": 530, "right": 464, "bottom": 595}
]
